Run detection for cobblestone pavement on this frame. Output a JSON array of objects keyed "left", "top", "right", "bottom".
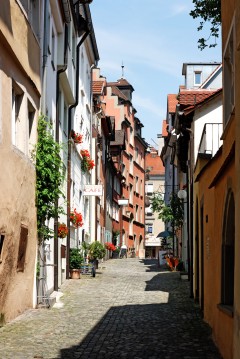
[{"left": 0, "top": 259, "right": 222, "bottom": 359}]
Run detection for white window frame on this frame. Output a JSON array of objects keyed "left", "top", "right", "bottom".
[{"left": 194, "top": 71, "right": 202, "bottom": 86}]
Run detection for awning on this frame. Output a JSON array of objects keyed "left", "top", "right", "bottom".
[{"left": 156, "top": 230, "right": 173, "bottom": 238}]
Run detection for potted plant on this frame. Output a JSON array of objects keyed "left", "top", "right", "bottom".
[
  {"left": 88, "top": 241, "right": 106, "bottom": 269},
  {"left": 80, "top": 149, "right": 95, "bottom": 173},
  {"left": 70, "top": 209, "right": 84, "bottom": 227},
  {"left": 58, "top": 223, "right": 68, "bottom": 238},
  {"left": 69, "top": 248, "right": 84, "bottom": 279},
  {"left": 71, "top": 130, "right": 83, "bottom": 144}
]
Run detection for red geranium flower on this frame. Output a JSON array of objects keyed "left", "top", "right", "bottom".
[
  {"left": 70, "top": 209, "right": 84, "bottom": 227},
  {"left": 58, "top": 223, "right": 68, "bottom": 238}
]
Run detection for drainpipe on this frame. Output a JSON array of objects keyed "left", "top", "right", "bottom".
[
  {"left": 66, "top": 29, "right": 90, "bottom": 279},
  {"left": 41, "top": 0, "right": 49, "bottom": 113},
  {"left": 37, "top": 0, "right": 50, "bottom": 306},
  {"left": 54, "top": 23, "right": 69, "bottom": 291},
  {"left": 172, "top": 160, "right": 175, "bottom": 255}
]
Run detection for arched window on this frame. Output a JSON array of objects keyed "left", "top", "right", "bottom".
[{"left": 221, "top": 190, "right": 235, "bottom": 306}]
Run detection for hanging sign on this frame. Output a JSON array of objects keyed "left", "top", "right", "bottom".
[{"left": 83, "top": 185, "right": 103, "bottom": 196}]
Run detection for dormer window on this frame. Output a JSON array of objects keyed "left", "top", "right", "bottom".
[{"left": 194, "top": 71, "right": 202, "bottom": 86}]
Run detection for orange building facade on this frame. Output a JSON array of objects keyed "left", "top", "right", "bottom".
[
  {"left": 193, "top": 2, "right": 240, "bottom": 358},
  {"left": 92, "top": 69, "right": 147, "bottom": 258}
]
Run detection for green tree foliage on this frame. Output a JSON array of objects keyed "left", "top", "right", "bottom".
[
  {"left": 88, "top": 241, "right": 106, "bottom": 260},
  {"left": 151, "top": 192, "right": 184, "bottom": 230},
  {"left": 34, "top": 115, "right": 65, "bottom": 242},
  {"left": 190, "top": 0, "right": 221, "bottom": 50}
]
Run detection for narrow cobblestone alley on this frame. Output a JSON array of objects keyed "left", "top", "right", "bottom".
[{"left": 0, "top": 259, "right": 222, "bottom": 359}]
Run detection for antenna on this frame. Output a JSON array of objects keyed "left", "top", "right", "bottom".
[
  {"left": 121, "top": 61, "right": 124, "bottom": 78},
  {"left": 151, "top": 138, "right": 158, "bottom": 147}
]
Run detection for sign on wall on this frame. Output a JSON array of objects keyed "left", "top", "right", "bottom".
[{"left": 83, "top": 185, "right": 103, "bottom": 196}]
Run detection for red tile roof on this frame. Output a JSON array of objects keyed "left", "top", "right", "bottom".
[
  {"left": 92, "top": 81, "right": 105, "bottom": 95},
  {"left": 183, "top": 88, "right": 222, "bottom": 115},
  {"left": 168, "top": 94, "right": 178, "bottom": 113},
  {"left": 146, "top": 151, "right": 165, "bottom": 175},
  {"left": 179, "top": 90, "right": 217, "bottom": 106},
  {"left": 162, "top": 120, "right": 168, "bottom": 137},
  {"left": 108, "top": 78, "right": 134, "bottom": 91}
]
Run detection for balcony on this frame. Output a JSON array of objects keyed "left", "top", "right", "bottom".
[{"left": 198, "top": 123, "right": 223, "bottom": 158}]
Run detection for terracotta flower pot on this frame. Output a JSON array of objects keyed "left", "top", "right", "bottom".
[{"left": 70, "top": 269, "right": 81, "bottom": 279}]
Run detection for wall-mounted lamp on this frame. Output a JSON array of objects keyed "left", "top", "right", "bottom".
[{"left": 177, "top": 189, "right": 187, "bottom": 200}]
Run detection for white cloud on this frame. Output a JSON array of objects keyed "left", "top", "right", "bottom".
[
  {"left": 133, "top": 94, "right": 165, "bottom": 119},
  {"left": 96, "top": 28, "right": 181, "bottom": 77},
  {"left": 169, "top": 3, "right": 191, "bottom": 16}
]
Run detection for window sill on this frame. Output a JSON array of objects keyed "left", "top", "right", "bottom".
[{"left": 217, "top": 304, "right": 234, "bottom": 318}]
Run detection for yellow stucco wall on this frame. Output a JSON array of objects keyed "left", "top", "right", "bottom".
[
  {"left": 0, "top": 0, "right": 41, "bottom": 94},
  {"left": 195, "top": 151, "right": 235, "bottom": 359},
  {"left": 0, "top": 1, "right": 40, "bottom": 322}
]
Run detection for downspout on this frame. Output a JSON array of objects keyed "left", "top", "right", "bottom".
[
  {"left": 42, "top": 0, "right": 49, "bottom": 113},
  {"left": 172, "top": 159, "right": 175, "bottom": 255},
  {"left": 66, "top": 29, "right": 90, "bottom": 279},
  {"left": 54, "top": 23, "right": 69, "bottom": 291},
  {"left": 38, "top": 0, "right": 49, "bottom": 306}
]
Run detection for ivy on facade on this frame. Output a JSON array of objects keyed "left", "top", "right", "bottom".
[{"left": 34, "top": 115, "right": 65, "bottom": 243}]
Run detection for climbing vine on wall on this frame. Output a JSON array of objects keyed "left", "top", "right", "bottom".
[
  {"left": 151, "top": 192, "right": 184, "bottom": 231},
  {"left": 34, "top": 115, "right": 65, "bottom": 243}
]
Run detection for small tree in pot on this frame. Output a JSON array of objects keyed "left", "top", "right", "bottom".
[
  {"left": 69, "top": 248, "right": 84, "bottom": 279},
  {"left": 88, "top": 241, "right": 106, "bottom": 269}
]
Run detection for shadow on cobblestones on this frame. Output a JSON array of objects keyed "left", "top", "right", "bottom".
[
  {"left": 59, "top": 301, "right": 222, "bottom": 359},
  {"left": 59, "top": 263, "right": 222, "bottom": 359},
  {"left": 0, "top": 259, "right": 223, "bottom": 359}
]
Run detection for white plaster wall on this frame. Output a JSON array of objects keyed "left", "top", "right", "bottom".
[{"left": 193, "top": 97, "right": 223, "bottom": 164}]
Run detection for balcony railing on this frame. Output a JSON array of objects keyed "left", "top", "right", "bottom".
[{"left": 198, "top": 123, "right": 223, "bottom": 157}]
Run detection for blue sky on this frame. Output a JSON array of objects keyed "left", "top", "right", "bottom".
[{"left": 90, "top": 0, "right": 221, "bottom": 146}]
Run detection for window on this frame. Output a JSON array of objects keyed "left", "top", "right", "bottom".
[
  {"left": 79, "top": 190, "right": 82, "bottom": 205},
  {"left": 0, "top": 235, "right": 5, "bottom": 262},
  {"left": 129, "top": 155, "right": 133, "bottom": 174},
  {"left": 221, "top": 191, "right": 235, "bottom": 307},
  {"left": 135, "top": 205, "right": 139, "bottom": 222},
  {"left": 51, "top": 27, "right": 56, "bottom": 70},
  {"left": 194, "top": 71, "right": 202, "bottom": 86},
  {"left": 17, "top": 225, "right": 28, "bottom": 272},
  {"left": 129, "top": 215, "right": 133, "bottom": 236},
  {"left": 135, "top": 147, "right": 139, "bottom": 162},
  {"left": 129, "top": 184, "right": 133, "bottom": 204},
  {"left": 148, "top": 226, "right": 153, "bottom": 234},
  {"left": 63, "top": 102, "right": 68, "bottom": 137},
  {"left": 146, "top": 183, "right": 153, "bottom": 194},
  {"left": 135, "top": 176, "right": 139, "bottom": 193},
  {"left": 72, "top": 32, "right": 76, "bottom": 66},
  {"left": 130, "top": 127, "right": 134, "bottom": 145},
  {"left": 223, "top": 21, "right": 235, "bottom": 126},
  {"left": 140, "top": 179, "right": 143, "bottom": 196},
  {"left": 28, "top": 100, "right": 35, "bottom": 155},
  {"left": 18, "top": 1, "right": 40, "bottom": 39},
  {"left": 12, "top": 81, "right": 24, "bottom": 148}
]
